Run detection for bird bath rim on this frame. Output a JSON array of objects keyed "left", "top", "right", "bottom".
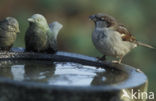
[{"left": 0, "top": 49, "right": 147, "bottom": 92}]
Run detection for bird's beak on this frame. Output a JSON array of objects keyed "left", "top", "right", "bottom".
[{"left": 27, "top": 18, "right": 34, "bottom": 22}]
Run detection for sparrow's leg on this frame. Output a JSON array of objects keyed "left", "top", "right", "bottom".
[
  {"left": 118, "top": 56, "right": 123, "bottom": 64},
  {"left": 112, "top": 56, "right": 123, "bottom": 64}
]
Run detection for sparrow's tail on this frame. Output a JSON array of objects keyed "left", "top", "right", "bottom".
[{"left": 137, "top": 41, "right": 155, "bottom": 49}]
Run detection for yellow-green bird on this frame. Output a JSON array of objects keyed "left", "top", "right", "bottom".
[
  {"left": 25, "top": 14, "right": 63, "bottom": 53},
  {"left": 0, "top": 17, "right": 20, "bottom": 51}
]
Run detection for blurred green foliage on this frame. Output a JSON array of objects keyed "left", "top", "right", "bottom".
[{"left": 0, "top": 0, "right": 155, "bottom": 94}]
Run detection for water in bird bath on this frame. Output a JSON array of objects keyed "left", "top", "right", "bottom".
[{"left": 0, "top": 60, "right": 128, "bottom": 86}]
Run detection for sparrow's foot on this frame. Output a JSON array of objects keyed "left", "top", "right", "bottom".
[
  {"left": 112, "top": 60, "right": 120, "bottom": 64},
  {"left": 112, "top": 56, "right": 123, "bottom": 64}
]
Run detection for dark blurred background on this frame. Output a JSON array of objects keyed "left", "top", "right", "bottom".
[{"left": 0, "top": 0, "right": 155, "bottom": 94}]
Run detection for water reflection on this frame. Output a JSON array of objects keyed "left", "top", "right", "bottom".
[
  {"left": 48, "top": 63, "right": 105, "bottom": 86},
  {"left": 24, "top": 61, "right": 55, "bottom": 83},
  {"left": 11, "top": 65, "right": 25, "bottom": 81},
  {"left": 0, "top": 61, "right": 127, "bottom": 86}
]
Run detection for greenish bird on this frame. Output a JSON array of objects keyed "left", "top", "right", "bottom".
[
  {"left": 25, "top": 14, "right": 63, "bottom": 53},
  {"left": 0, "top": 17, "right": 20, "bottom": 51}
]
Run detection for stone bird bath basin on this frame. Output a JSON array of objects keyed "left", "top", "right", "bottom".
[{"left": 0, "top": 48, "right": 148, "bottom": 101}]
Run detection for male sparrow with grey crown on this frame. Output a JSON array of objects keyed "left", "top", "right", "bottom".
[{"left": 89, "top": 13, "right": 154, "bottom": 63}]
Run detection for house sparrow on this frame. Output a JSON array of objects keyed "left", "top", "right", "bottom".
[
  {"left": 25, "top": 14, "right": 62, "bottom": 53},
  {"left": 47, "top": 21, "right": 63, "bottom": 53},
  {"left": 0, "top": 17, "right": 20, "bottom": 51},
  {"left": 89, "top": 13, "right": 154, "bottom": 63}
]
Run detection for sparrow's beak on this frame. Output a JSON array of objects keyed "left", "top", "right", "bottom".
[{"left": 27, "top": 18, "right": 34, "bottom": 22}]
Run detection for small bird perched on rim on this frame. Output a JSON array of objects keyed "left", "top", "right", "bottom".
[
  {"left": 89, "top": 13, "right": 154, "bottom": 63},
  {"left": 25, "top": 14, "right": 63, "bottom": 53},
  {"left": 0, "top": 17, "right": 20, "bottom": 51}
]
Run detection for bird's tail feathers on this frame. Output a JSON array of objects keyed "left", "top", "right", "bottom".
[{"left": 137, "top": 41, "right": 155, "bottom": 49}]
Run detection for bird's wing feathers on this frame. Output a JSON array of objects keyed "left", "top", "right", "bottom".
[
  {"left": 116, "top": 24, "right": 136, "bottom": 42},
  {"left": 116, "top": 24, "right": 154, "bottom": 49}
]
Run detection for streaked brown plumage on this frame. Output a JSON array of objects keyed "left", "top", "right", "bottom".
[
  {"left": 89, "top": 13, "right": 154, "bottom": 63},
  {"left": 116, "top": 25, "right": 136, "bottom": 42}
]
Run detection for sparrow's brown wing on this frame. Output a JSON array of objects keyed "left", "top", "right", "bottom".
[
  {"left": 116, "top": 24, "right": 154, "bottom": 48},
  {"left": 116, "top": 24, "right": 136, "bottom": 42}
]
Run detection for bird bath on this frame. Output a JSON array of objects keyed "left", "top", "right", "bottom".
[{"left": 0, "top": 48, "right": 148, "bottom": 101}]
